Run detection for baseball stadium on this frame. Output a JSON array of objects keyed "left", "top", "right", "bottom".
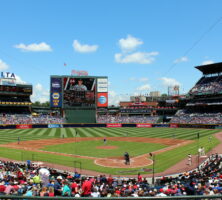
[{"left": 0, "top": 62, "right": 222, "bottom": 199}]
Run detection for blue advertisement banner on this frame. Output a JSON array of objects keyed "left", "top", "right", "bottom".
[
  {"left": 152, "top": 124, "right": 169, "bottom": 128},
  {"left": 51, "top": 78, "right": 62, "bottom": 92},
  {"left": 48, "top": 124, "right": 63, "bottom": 128},
  {"left": 50, "top": 77, "right": 62, "bottom": 107}
]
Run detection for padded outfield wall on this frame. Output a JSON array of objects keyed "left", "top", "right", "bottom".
[{"left": 65, "top": 109, "right": 96, "bottom": 123}]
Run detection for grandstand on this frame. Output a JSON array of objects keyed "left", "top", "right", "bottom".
[
  {"left": 0, "top": 77, "right": 65, "bottom": 125},
  {"left": 171, "top": 62, "right": 222, "bottom": 125},
  {"left": 0, "top": 153, "right": 221, "bottom": 198},
  {"left": 0, "top": 76, "right": 33, "bottom": 124}
]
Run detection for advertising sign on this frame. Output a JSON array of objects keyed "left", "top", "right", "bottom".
[
  {"left": 16, "top": 124, "right": 32, "bottom": 129},
  {"left": 97, "top": 78, "right": 108, "bottom": 92},
  {"left": 152, "top": 124, "right": 170, "bottom": 128},
  {"left": 106, "top": 123, "right": 122, "bottom": 128},
  {"left": 97, "top": 93, "right": 108, "bottom": 107},
  {"left": 51, "top": 78, "right": 62, "bottom": 92},
  {"left": 170, "top": 123, "right": 178, "bottom": 128},
  {"left": 136, "top": 123, "right": 152, "bottom": 128},
  {"left": 48, "top": 124, "right": 63, "bottom": 128},
  {"left": 71, "top": 70, "right": 88, "bottom": 76},
  {"left": 0, "top": 78, "right": 16, "bottom": 86},
  {"left": 50, "top": 77, "right": 62, "bottom": 108}
]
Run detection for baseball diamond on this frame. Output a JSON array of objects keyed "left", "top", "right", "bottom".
[{"left": 0, "top": 127, "right": 219, "bottom": 175}]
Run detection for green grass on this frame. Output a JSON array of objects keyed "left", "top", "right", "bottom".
[
  {"left": 0, "top": 127, "right": 220, "bottom": 175},
  {"left": 42, "top": 140, "right": 167, "bottom": 157}
]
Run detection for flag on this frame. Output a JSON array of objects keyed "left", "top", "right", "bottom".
[{"left": 64, "top": 63, "right": 67, "bottom": 66}]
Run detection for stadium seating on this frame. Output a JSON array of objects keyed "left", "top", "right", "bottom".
[
  {"left": 0, "top": 153, "right": 221, "bottom": 197},
  {"left": 97, "top": 115, "right": 159, "bottom": 123},
  {"left": 0, "top": 114, "right": 65, "bottom": 125},
  {"left": 170, "top": 110, "right": 222, "bottom": 124},
  {"left": 189, "top": 75, "right": 222, "bottom": 96}
]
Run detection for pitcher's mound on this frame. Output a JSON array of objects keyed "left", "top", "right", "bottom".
[{"left": 96, "top": 146, "right": 118, "bottom": 150}]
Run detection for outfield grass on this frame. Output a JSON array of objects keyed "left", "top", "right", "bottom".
[
  {"left": 42, "top": 140, "right": 167, "bottom": 157},
  {"left": 0, "top": 127, "right": 220, "bottom": 175}
]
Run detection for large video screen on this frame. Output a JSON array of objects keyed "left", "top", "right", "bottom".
[{"left": 63, "top": 77, "right": 96, "bottom": 107}]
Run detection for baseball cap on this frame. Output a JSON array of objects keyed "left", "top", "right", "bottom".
[{"left": 57, "top": 176, "right": 63, "bottom": 180}]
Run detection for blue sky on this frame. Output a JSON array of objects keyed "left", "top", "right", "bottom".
[{"left": 0, "top": 0, "right": 222, "bottom": 105}]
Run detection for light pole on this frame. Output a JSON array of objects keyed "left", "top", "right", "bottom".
[
  {"left": 149, "top": 153, "right": 155, "bottom": 185},
  {"left": 197, "top": 132, "right": 200, "bottom": 171}
]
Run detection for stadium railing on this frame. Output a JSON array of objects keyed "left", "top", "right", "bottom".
[{"left": 0, "top": 196, "right": 221, "bottom": 200}]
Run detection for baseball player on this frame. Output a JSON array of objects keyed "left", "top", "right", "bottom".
[
  {"left": 124, "top": 152, "right": 130, "bottom": 165},
  {"left": 73, "top": 79, "right": 87, "bottom": 91},
  {"left": 103, "top": 137, "right": 107, "bottom": 145}
]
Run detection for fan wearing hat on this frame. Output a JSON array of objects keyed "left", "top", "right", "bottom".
[{"left": 54, "top": 176, "right": 63, "bottom": 196}]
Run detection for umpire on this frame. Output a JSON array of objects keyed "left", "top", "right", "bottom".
[{"left": 124, "top": 152, "right": 130, "bottom": 165}]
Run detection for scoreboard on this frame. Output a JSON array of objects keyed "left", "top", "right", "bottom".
[
  {"left": 63, "top": 77, "right": 96, "bottom": 107},
  {"left": 50, "top": 76, "right": 108, "bottom": 108}
]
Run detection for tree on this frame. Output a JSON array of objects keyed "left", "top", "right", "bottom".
[{"left": 161, "top": 93, "right": 168, "bottom": 97}]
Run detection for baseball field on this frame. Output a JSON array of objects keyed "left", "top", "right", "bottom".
[{"left": 0, "top": 127, "right": 220, "bottom": 175}]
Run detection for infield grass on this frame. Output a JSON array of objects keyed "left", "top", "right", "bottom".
[{"left": 42, "top": 140, "right": 167, "bottom": 157}]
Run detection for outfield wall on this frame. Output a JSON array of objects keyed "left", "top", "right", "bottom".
[{"left": 0, "top": 123, "right": 220, "bottom": 129}]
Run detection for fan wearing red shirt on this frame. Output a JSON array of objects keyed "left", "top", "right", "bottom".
[
  {"left": 71, "top": 181, "right": 78, "bottom": 195},
  {"left": 138, "top": 173, "right": 142, "bottom": 183},
  {"left": 0, "top": 183, "right": 6, "bottom": 194},
  {"left": 107, "top": 175, "right": 113, "bottom": 185},
  {"left": 81, "top": 178, "right": 92, "bottom": 197}
]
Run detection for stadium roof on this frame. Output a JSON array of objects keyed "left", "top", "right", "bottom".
[{"left": 195, "top": 62, "right": 222, "bottom": 75}]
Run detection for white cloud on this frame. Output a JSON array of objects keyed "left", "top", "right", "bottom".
[
  {"left": 139, "top": 77, "right": 149, "bottom": 82},
  {"left": 109, "top": 90, "right": 117, "bottom": 97},
  {"left": 0, "top": 59, "right": 9, "bottom": 70},
  {"left": 108, "top": 90, "right": 129, "bottom": 106},
  {"left": 202, "top": 60, "right": 214, "bottom": 65},
  {"left": 118, "top": 35, "right": 143, "bottom": 52},
  {"left": 160, "top": 77, "right": 181, "bottom": 87},
  {"left": 129, "top": 77, "right": 148, "bottom": 82},
  {"left": 73, "top": 40, "right": 98, "bottom": 53},
  {"left": 136, "top": 84, "right": 151, "bottom": 91},
  {"left": 35, "top": 83, "right": 43, "bottom": 91},
  {"left": 14, "top": 42, "right": 52, "bottom": 52},
  {"left": 14, "top": 74, "right": 26, "bottom": 84},
  {"left": 115, "top": 51, "right": 159, "bottom": 64},
  {"left": 31, "top": 83, "right": 49, "bottom": 103},
  {"left": 174, "top": 56, "right": 188, "bottom": 63}
]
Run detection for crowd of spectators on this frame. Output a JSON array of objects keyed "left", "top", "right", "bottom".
[
  {"left": 189, "top": 75, "right": 222, "bottom": 95},
  {"left": 97, "top": 115, "right": 159, "bottom": 123},
  {"left": 0, "top": 154, "right": 221, "bottom": 197},
  {"left": 0, "top": 114, "right": 65, "bottom": 125},
  {"left": 171, "top": 110, "right": 222, "bottom": 124}
]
